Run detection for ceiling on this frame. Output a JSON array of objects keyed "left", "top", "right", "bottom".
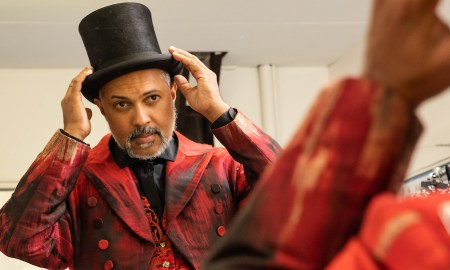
[{"left": 0, "top": 0, "right": 449, "bottom": 69}]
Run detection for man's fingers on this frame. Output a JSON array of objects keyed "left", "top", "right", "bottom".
[
  {"left": 169, "top": 46, "right": 199, "bottom": 60},
  {"left": 173, "top": 74, "right": 192, "bottom": 96},
  {"left": 65, "top": 67, "right": 94, "bottom": 102},
  {"left": 169, "top": 46, "right": 207, "bottom": 77},
  {"left": 172, "top": 51, "right": 203, "bottom": 71},
  {"left": 66, "top": 67, "right": 93, "bottom": 94}
]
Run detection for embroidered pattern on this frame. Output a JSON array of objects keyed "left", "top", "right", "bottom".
[{"left": 141, "top": 196, "right": 191, "bottom": 270}]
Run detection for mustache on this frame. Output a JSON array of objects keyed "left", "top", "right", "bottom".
[{"left": 128, "top": 126, "right": 163, "bottom": 140}]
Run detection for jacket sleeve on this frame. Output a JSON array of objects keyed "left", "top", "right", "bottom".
[
  {"left": 327, "top": 192, "right": 450, "bottom": 270},
  {"left": 212, "top": 111, "right": 282, "bottom": 187},
  {"left": 203, "top": 78, "right": 423, "bottom": 270},
  {"left": 0, "top": 130, "right": 90, "bottom": 270}
]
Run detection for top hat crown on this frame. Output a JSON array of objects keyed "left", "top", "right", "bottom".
[{"left": 78, "top": 2, "right": 183, "bottom": 103}]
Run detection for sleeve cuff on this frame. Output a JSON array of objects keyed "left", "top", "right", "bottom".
[
  {"left": 59, "top": 129, "right": 90, "bottom": 146},
  {"left": 210, "top": 107, "right": 237, "bottom": 129}
]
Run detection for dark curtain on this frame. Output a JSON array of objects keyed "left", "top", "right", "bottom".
[{"left": 175, "top": 52, "right": 227, "bottom": 146}]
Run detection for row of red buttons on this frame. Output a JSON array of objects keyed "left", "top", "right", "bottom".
[
  {"left": 211, "top": 185, "right": 226, "bottom": 237},
  {"left": 87, "top": 197, "right": 113, "bottom": 269}
]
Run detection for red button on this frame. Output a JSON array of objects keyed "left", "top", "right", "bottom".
[
  {"left": 87, "top": 196, "right": 98, "bottom": 207},
  {"left": 104, "top": 260, "right": 114, "bottom": 270},
  {"left": 216, "top": 225, "right": 226, "bottom": 237},
  {"left": 98, "top": 239, "right": 109, "bottom": 250}
]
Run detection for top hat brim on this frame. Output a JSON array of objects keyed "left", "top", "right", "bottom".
[{"left": 81, "top": 52, "right": 183, "bottom": 103}]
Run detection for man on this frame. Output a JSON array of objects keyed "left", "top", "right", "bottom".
[
  {"left": 204, "top": 0, "right": 450, "bottom": 269},
  {"left": 0, "top": 3, "right": 280, "bottom": 270}
]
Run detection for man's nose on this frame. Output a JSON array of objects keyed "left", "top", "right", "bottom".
[{"left": 132, "top": 105, "right": 151, "bottom": 126}]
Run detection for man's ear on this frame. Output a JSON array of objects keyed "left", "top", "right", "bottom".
[
  {"left": 94, "top": 98, "right": 105, "bottom": 115},
  {"left": 171, "top": 81, "right": 177, "bottom": 102}
]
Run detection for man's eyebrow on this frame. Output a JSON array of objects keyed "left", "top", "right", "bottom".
[
  {"left": 143, "top": 89, "right": 160, "bottom": 94},
  {"left": 142, "top": 89, "right": 161, "bottom": 97},
  {"left": 110, "top": 95, "right": 128, "bottom": 100},
  {"left": 110, "top": 89, "right": 161, "bottom": 100}
]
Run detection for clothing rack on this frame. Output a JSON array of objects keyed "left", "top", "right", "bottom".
[{"left": 400, "top": 162, "right": 450, "bottom": 196}]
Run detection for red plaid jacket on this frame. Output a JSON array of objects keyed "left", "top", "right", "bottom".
[
  {"left": 0, "top": 112, "right": 280, "bottom": 270},
  {"left": 203, "top": 78, "right": 446, "bottom": 269}
]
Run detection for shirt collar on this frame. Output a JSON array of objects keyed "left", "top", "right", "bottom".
[{"left": 109, "top": 133, "right": 178, "bottom": 169}]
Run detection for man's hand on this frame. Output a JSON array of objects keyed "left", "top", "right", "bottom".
[
  {"left": 61, "top": 67, "right": 94, "bottom": 141},
  {"left": 169, "top": 46, "right": 230, "bottom": 123},
  {"left": 364, "top": 0, "right": 450, "bottom": 108}
]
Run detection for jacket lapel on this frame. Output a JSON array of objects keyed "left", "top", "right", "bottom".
[
  {"left": 165, "top": 132, "right": 213, "bottom": 226},
  {"left": 83, "top": 133, "right": 214, "bottom": 240},
  {"left": 84, "top": 135, "right": 153, "bottom": 242}
]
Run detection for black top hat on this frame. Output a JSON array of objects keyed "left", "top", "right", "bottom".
[{"left": 78, "top": 2, "right": 183, "bottom": 103}]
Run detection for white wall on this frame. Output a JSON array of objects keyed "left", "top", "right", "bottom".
[
  {"left": 219, "top": 66, "right": 263, "bottom": 127},
  {"left": 219, "top": 65, "right": 329, "bottom": 146},
  {"left": 274, "top": 66, "right": 329, "bottom": 146},
  {"left": 328, "top": 40, "right": 364, "bottom": 80},
  {"left": 411, "top": 91, "right": 450, "bottom": 174},
  {"left": 0, "top": 69, "right": 110, "bottom": 184}
]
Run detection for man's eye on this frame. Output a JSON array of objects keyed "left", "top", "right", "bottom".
[
  {"left": 115, "top": 101, "right": 128, "bottom": 108},
  {"left": 148, "top": 95, "right": 159, "bottom": 102}
]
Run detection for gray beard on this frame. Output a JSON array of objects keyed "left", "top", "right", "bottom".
[
  {"left": 126, "top": 129, "right": 171, "bottom": 160},
  {"left": 113, "top": 109, "right": 177, "bottom": 160}
]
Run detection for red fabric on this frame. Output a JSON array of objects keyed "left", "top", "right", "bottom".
[
  {"left": 204, "top": 78, "right": 423, "bottom": 269},
  {"left": 0, "top": 112, "right": 280, "bottom": 270},
  {"left": 329, "top": 193, "right": 450, "bottom": 269}
]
